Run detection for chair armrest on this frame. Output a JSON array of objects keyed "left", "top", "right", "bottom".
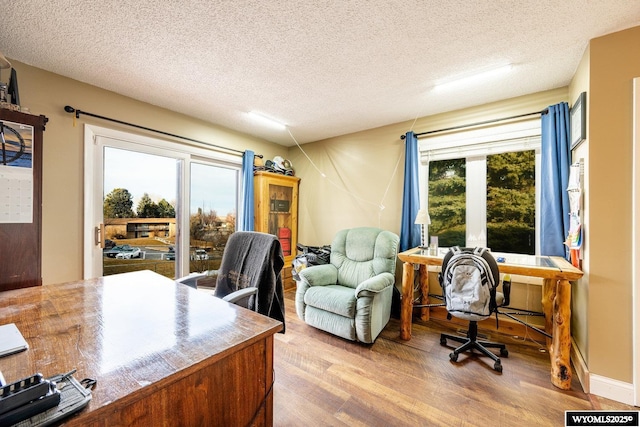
[
  {"left": 175, "top": 272, "right": 208, "bottom": 289},
  {"left": 222, "top": 287, "right": 258, "bottom": 304},
  {"left": 298, "top": 264, "right": 338, "bottom": 287},
  {"left": 355, "top": 272, "right": 395, "bottom": 297}
]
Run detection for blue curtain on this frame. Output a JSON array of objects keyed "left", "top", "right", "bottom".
[
  {"left": 240, "top": 150, "right": 255, "bottom": 231},
  {"left": 399, "top": 131, "right": 421, "bottom": 251},
  {"left": 541, "top": 103, "right": 571, "bottom": 257}
]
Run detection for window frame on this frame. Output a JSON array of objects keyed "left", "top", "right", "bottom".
[{"left": 418, "top": 118, "right": 542, "bottom": 254}]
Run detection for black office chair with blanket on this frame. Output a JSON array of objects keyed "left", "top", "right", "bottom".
[{"left": 213, "top": 231, "right": 286, "bottom": 331}]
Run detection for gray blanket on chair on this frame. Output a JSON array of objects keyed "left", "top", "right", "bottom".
[{"left": 214, "top": 231, "right": 286, "bottom": 332}]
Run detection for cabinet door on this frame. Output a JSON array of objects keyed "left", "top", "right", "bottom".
[
  {"left": 254, "top": 172, "right": 299, "bottom": 260},
  {"left": 266, "top": 181, "right": 295, "bottom": 256},
  {"left": 0, "top": 110, "right": 47, "bottom": 290}
]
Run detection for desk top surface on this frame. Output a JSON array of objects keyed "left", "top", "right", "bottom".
[
  {"left": 0, "top": 270, "right": 282, "bottom": 415},
  {"left": 398, "top": 247, "right": 583, "bottom": 280}
]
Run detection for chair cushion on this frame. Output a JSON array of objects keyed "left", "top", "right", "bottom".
[
  {"left": 304, "top": 285, "right": 356, "bottom": 318},
  {"left": 304, "top": 306, "right": 356, "bottom": 341},
  {"left": 331, "top": 227, "right": 399, "bottom": 288}
]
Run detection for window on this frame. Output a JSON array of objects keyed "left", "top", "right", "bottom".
[
  {"left": 486, "top": 151, "right": 536, "bottom": 254},
  {"left": 189, "top": 162, "right": 238, "bottom": 276},
  {"left": 428, "top": 158, "right": 466, "bottom": 247},
  {"left": 420, "top": 118, "right": 541, "bottom": 255}
]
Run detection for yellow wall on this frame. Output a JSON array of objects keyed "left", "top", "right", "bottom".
[
  {"left": 585, "top": 26, "right": 640, "bottom": 383},
  {"left": 569, "top": 46, "right": 590, "bottom": 367},
  {"left": 289, "top": 88, "right": 568, "bottom": 246},
  {"left": 10, "top": 60, "right": 284, "bottom": 285}
]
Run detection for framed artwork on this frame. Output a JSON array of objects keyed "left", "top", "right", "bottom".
[{"left": 570, "top": 92, "right": 586, "bottom": 150}]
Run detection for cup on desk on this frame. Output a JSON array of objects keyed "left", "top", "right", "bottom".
[{"left": 429, "top": 236, "right": 438, "bottom": 256}]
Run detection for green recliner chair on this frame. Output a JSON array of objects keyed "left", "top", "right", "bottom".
[{"left": 295, "top": 227, "right": 399, "bottom": 343}]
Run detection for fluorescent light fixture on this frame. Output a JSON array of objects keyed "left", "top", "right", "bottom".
[
  {"left": 433, "top": 64, "right": 513, "bottom": 92},
  {"left": 247, "top": 111, "right": 286, "bottom": 130},
  {"left": 0, "top": 51, "right": 11, "bottom": 69}
]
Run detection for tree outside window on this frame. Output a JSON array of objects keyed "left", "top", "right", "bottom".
[{"left": 427, "top": 150, "right": 536, "bottom": 254}]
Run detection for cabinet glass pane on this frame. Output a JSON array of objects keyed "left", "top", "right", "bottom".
[{"left": 268, "top": 184, "right": 292, "bottom": 256}]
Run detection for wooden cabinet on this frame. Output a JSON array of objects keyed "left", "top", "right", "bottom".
[
  {"left": 254, "top": 171, "right": 300, "bottom": 290},
  {"left": 0, "top": 109, "right": 47, "bottom": 291}
]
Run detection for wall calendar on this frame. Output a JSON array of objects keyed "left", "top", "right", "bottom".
[{"left": 0, "top": 119, "right": 34, "bottom": 223}]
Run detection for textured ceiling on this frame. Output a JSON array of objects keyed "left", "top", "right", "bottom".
[{"left": 1, "top": 1, "right": 640, "bottom": 146}]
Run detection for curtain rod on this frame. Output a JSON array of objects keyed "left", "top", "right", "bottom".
[
  {"left": 63, "top": 105, "right": 263, "bottom": 158},
  {"left": 400, "top": 109, "right": 548, "bottom": 140}
]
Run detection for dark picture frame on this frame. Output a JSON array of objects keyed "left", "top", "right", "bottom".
[{"left": 570, "top": 92, "right": 586, "bottom": 150}]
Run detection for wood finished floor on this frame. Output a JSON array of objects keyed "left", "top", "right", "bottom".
[{"left": 272, "top": 289, "right": 636, "bottom": 426}]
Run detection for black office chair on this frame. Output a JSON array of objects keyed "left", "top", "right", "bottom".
[
  {"left": 176, "top": 271, "right": 259, "bottom": 304},
  {"left": 213, "top": 231, "right": 286, "bottom": 331},
  {"left": 438, "top": 247, "right": 508, "bottom": 372}
]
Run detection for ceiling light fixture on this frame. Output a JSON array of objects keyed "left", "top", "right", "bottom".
[
  {"left": 432, "top": 64, "right": 513, "bottom": 92},
  {"left": 247, "top": 111, "right": 286, "bottom": 130},
  {"left": 0, "top": 51, "right": 12, "bottom": 69}
]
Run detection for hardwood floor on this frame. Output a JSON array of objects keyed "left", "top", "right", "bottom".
[{"left": 273, "top": 289, "right": 636, "bottom": 426}]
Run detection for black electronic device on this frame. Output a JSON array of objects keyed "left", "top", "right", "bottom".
[{"left": 0, "top": 374, "right": 60, "bottom": 426}]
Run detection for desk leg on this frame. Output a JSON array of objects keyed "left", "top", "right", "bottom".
[
  {"left": 400, "top": 261, "right": 414, "bottom": 340},
  {"left": 542, "top": 279, "right": 556, "bottom": 349},
  {"left": 550, "top": 279, "right": 572, "bottom": 390},
  {"left": 419, "top": 264, "right": 429, "bottom": 322}
]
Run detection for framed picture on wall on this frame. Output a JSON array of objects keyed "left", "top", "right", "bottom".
[{"left": 570, "top": 92, "right": 586, "bottom": 150}]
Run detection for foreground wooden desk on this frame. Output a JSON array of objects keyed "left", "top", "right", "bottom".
[
  {"left": 398, "top": 247, "right": 583, "bottom": 390},
  {"left": 0, "top": 270, "right": 282, "bottom": 426}
]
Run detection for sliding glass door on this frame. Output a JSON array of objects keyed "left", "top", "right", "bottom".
[{"left": 84, "top": 125, "right": 240, "bottom": 280}]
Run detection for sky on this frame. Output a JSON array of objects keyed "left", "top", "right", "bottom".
[{"left": 103, "top": 147, "right": 237, "bottom": 216}]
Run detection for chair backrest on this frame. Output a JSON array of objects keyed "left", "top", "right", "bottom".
[
  {"left": 213, "top": 231, "right": 286, "bottom": 329},
  {"left": 330, "top": 227, "right": 399, "bottom": 288},
  {"left": 439, "top": 246, "right": 499, "bottom": 321}
]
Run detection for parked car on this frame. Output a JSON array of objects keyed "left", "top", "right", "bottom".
[
  {"left": 191, "top": 249, "right": 208, "bottom": 260},
  {"left": 115, "top": 247, "right": 141, "bottom": 259},
  {"left": 104, "top": 244, "right": 135, "bottom": 258},
  {"left": 166, "top": 246, "right": 175, "bottom": 261},
  {"left": 104, "top": 239, "right": 116, "bottom": 249}
]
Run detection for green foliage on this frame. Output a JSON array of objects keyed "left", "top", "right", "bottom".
[
  {"left": 429, "top": 159, "right": 466, "bottom": 241},
  {"left": 104, "top": 188, "right": 135, "bottom": 218},
  {"left": 427, "top": 151, "right": 536, "bottom": 254},
  {"left": 487, "top": 222, "right": 534, "bottom": 254},
  {"left": 487, "top": 151, "right": 535, "bottom": 253},
  {"left": 137, "top": 193, "right": 160, "bottom": 218},
  {"left": 157, "top": 199, "right": 176, "bottom": 218}
]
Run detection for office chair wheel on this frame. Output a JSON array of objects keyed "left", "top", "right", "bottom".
[
  {"left": 449, "top": 352, "right": 459, "bottom": 362},
  {"left": 500, "top": 348, "right": 509, "bottom": 357},
  {"left": 494, "top": 360, "right": 503, "bottom": 373}
]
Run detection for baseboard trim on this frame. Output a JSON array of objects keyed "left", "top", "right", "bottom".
[
  {"left": 570, "top": 338, "right": 589, "bottom": 393},
  {"left": 589, "top": 374, "right": 635, "bottom": 406}
]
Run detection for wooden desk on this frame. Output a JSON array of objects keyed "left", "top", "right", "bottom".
[
  {"left": 0, "top": 270, "right": 282, "bottom": 426},
  {"left": 398, "top": 247, "right": 583, "bottom": 390}
]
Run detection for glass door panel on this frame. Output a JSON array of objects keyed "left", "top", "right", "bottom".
[
  {"left": 268, "top": 183, "right": 293, "bottom": 256},
  {"left": 102, "top": 147, "right": 178, "bottom": 278},
  {"left": 188, "top": 162, "right": 238, "bottom": 288}
]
